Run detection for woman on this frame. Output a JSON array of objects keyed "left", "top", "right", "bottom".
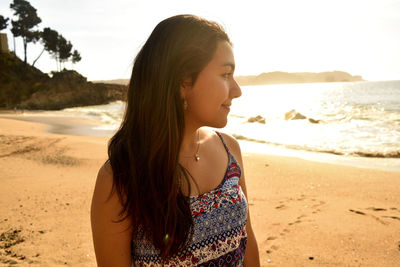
[{"left": 91, "top": 14, "right": 260, "bottom": 266}]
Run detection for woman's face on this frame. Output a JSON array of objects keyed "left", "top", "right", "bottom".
[{"left": 183, "top": 41, "right": 242, "bottom": 128}]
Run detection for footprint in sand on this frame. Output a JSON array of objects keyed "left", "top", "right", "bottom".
[
  {"left": 368, "top": 207, "right": 400, "bottom": 221},
  {"left": 274, "top": 196, "right": 326, "bottom": 240},
  {"left": 371, "top": 215, "right": 389, "bottom": 225},
  {"left": 0, "top": 135, "right": 77, "bottom": 166},
  {"left": 382, "top": 216, "right": 400, "bottom": 221},
  {"left": 296, "top": 195, "right": 306, "bottom": 201},
  {"left": 349, "top": 209, "right": 366, "bottom": 215},
  {"left": 349, "top": 207, "right": 400, "bottom": 224},
  {"left": 311, "top": 201, "right": 326, "bottom": 209},
  {"left": 288, "top": 220, "right": 302, "bottom": 226},
  {"left": 270, "top": 245, "right": 279, "bottom": 251},
  {"left": 266, "top": 245, "right": 279, "bottom": 254},
  {"left": 275, "top": 204, "right": 287, "bottom": 210},
  {"left": 279, "top": 228, "right": 290, "bottom": 237},
  {"left": 390, "top": 207, "right": 399, "bottom": 213},
  {"left": 349, "top": 209, "right": 387, "bottom": 224},
  {"left": 367, "top": 207, "right": 386, "bottom": 211},
  {"left": 295, "top": 214, "right": 309, "bottom": 222}
]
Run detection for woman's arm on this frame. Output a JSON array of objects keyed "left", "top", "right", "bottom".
[
  {"left": 91, "top": 163, "right": 133, "bottom": 267},
  {"left": 221, "top": 133, "right": 261, "bottom": 267}
]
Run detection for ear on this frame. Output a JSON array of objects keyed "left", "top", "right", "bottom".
[{"left": 180, "top": 76, "right": 193, "bottom": 98}]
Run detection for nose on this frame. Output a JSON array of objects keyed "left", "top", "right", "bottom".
[{"left": 230, "top": 78, "right": 242, "bottom": 99}]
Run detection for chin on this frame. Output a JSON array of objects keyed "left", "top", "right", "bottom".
[{"left": 208, "top": 118, "right": 228, "bottom": 128}]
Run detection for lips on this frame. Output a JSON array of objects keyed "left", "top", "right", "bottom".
[{"left": 222, "top": 105, "right": 231, "bottom": 111}]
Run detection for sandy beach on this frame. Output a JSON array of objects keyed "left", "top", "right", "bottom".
[{"left": 0, "top": 116, "right": 399, "bottom": 266}]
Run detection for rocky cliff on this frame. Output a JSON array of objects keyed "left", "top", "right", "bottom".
[{"left": 0, "top": 52, "right": 127, "bottom": 110}]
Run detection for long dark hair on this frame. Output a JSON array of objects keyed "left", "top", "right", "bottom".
[{"left": 107, "top": 15, "right": 231, "bottom": 258}]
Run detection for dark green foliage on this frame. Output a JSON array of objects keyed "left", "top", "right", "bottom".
[
  {"left": 58, "top": 35, "right": 72, "bottom": 63},
  {"left": 72, "top": 50, "right": 81, "bottom": 64},
  {"left": 9, "top": 0, "right": 41, "bottom": 63},
  {"left": 0, "top": 15, "right": 9, "bottom": 31},
  {"left": 40, "top": 28, "right": 76, "bottom": 70},
  {"left": 41, "top": 27, "right": 58, "bottom": 53},
  {"left": 6, "top": 1, "right": 81, "bottom": 70}
]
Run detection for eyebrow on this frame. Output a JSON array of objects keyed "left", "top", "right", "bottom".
[{"left": 221, "top": 63, "right": 235, "bottom": 71}]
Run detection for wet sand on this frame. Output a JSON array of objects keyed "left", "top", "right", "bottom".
[{"left": 0, "top": 116, "right": 399, "bottom": 266}]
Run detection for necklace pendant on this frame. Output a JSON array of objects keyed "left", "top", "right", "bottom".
[{"left": 195, "top": 154, "right": 200, "bottom": 161}]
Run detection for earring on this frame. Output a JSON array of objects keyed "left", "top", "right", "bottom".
[{"left": 183, "top": 99, "right": 188, "bottom": 110}]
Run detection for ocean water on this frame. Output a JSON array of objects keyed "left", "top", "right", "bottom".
[
  {"left": 21, "top": 80, "right": 400, "bottom": 169},
  {"left": 227, "top": 80, "right": 400, "bottom": 159}
]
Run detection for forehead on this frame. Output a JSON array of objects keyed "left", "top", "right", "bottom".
[{"left": 209, "top": 41, "right": 235, "bottom": 69}]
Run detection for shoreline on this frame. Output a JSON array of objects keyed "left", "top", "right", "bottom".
[
  {"left": 2, "top": 113, "right": 399, "bottom": 172},
  {"left": 1, "top": 116, "right": 400, "bottom": 266},
  {"left": 237, "top": 139, "right": 400, "bottom": 172},
  {"left": 0, "top": 113, "right": 116, "bottom": 137}
]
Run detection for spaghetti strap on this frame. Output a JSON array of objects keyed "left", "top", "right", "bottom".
[
  {"left": 214, "top": 131, "right": 242, "bottom": 181},
  {"left": 215, "top": 131, "right": 230, "bottom": 153}
]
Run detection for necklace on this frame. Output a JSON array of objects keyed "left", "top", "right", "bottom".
[{"left": 182, "top": 130, "right": 200, "bottom": 162}]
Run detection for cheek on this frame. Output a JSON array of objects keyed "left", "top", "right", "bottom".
[
  {"left": 190, "top": 94, "right": 217, "bottom": 115},
  {"left": 187, "top": 76, "right": 229, "bottom": 117},
  {"left": 198, "top": 84, "right": 228, "bottom": 111}
]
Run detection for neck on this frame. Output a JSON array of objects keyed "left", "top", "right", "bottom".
[{"left": 180, "top": 123, "right": 200, "bottom": 160}]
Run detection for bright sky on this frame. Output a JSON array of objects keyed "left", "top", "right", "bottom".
[{"left": 1, "top": 0, "right": 399, "bottom": 81}]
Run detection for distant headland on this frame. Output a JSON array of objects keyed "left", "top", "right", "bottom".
[
  {"left": 94, "top": 71, "right": 364, "bottom": 86},
  {"left": 234, "top": 71, "right": 364, "bottom": 86}
]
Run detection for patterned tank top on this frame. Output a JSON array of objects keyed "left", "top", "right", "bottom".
[{"left": 132, "top": 132, "right": 248, "bottom": 266}]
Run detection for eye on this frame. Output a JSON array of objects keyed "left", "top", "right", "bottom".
[{"left": 222, "top": 73, "right": 232, "bottom": 79}]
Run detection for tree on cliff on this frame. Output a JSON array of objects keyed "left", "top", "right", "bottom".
[
  {"left": 71, "top": 49, "right": 81, "bottom": 68},
  {"left": 32, "top": 27, "right": 58, "bottom": 67},
  {"left": 42, "top": 28, "right": 59, "bottom": 52},
  {"left": 58, "top": 35, "right": 72, "bottom": 69},
  {"left": 9, "top": 0, "right": 41, "bottom": 64},
  {"left": 0, "top": 15, "right": 9, "bottom": 31},
  {"left": 33, "top": 27, "right": 75, "bottom": 71}
]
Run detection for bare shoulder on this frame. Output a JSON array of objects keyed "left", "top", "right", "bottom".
[
  {"left": 99, "top": 161, "right": 113, "bottom": 179},
  {"left": 94, "top": 161, "right": 115, "bottom": 201},
  {"left": 91, "top": 161, "right": 133, "bottom": 266},
  {"left": 92, "top": 160, "right": 130, "bottom": 229},
  {"left": 92, "top": 160, "right": 129, "bottom": 224},
  {"left": 218, "top": 132, "right": 242, "bottom": 160},
  {"left": 200, "top": 128, "right": 240, "bottom": 154}
]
